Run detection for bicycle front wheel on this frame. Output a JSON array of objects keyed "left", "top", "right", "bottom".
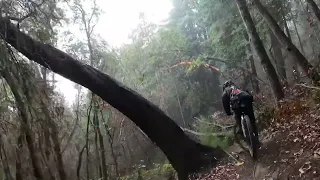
[{"left": 242, "top": 115, "right": 258, "bottom": 160}]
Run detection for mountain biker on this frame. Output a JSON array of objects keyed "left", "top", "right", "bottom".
[{"left": 221, "top": 80, "right": 261, "bottom": 146}]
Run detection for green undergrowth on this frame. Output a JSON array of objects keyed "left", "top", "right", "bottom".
[
  {"left": 196, "top": 115, "right": 233, "bottom": 150},
  {"left": 120, "top": 164, "right": 175, "bottom": 180}
]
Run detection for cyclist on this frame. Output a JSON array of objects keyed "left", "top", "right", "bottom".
[{"left": 221, "top": 80, "right": 261, "bottom": 146}]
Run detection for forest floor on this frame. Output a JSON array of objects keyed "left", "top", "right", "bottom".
[{"left": 195, "top": 93, "right": 320, "bottom": 180}]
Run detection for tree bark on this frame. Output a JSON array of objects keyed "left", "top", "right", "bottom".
[
  {"left": 0, "top": 135, "right": 14, "bottom": 180},
  {"left": 243, "top": 31, "right": 260, "bottom": 93},
  {"left": 306, "top": 0, "right": 320, "bottom": 22},
  {"left": 236, "top": 0, "right": 284, "bottom": 101},
  {"left": 93, "top": 106, "right": 108, "bottom": 180},
  {"left": 270, "top": 32, "right": 287, "bottom": 81},
  {"left": 283, "top": 14, "right": 301, "bottom": 83},
  {"left": 252, "top": 0, "right": 320, "bottom": 82},
  {"left": 38, "top": 95, "right": 67, "bottom": 180},
  {"left": 15, "top": 131, "right": 23, "bottom": 180},
  {"left": 101, "top": 110, "right": 120, "bottom": 178},
  {"left": 291, "top": 11, "right": 306, "bottom": 55},
  {"left": 249, "top": 55, "right": 260, "bottom": 93},
  {"left": 76, "top": 144, "right": 86, "bottom": 180}
]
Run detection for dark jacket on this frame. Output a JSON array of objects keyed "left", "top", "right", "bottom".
[{"left": 222, "top": 85, "right": 253, "bottom": 115}]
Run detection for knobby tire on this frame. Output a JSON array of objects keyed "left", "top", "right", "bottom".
[{"left": 243, "top": 115, "right": 258, "bottom": 160}]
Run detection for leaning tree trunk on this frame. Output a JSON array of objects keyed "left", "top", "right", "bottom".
[
  {"left": 236, "top": 0, "right": 284, "bottom": 101},
  {"left": 252, "top": 0, "right": 320, "bottom": 82},
  {"left": 243, "top": 31, "right": 260, "bottom": 93},
  {"left": 283, "top": 14, "right": 301, "bottom": 83},
  {"left": 0, "top": 17, "right": 224, "bottom": 179},
  {"left": 306, "top": 0, "right": 320, "bottom": 22},
  {"left": 270, "top": 32, "right": 287, "bottom": 82},
  {"left": 249, "top": 54, "right": 260, "bottom": 93}
]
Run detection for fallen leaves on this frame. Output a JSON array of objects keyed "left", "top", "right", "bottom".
[
  {"left": 235, "top": 162, "right": 244, "bottom": 166},
  {"left": 274, "top": 99, "right": 310, "bottom": 122},
  {"left": 314, "top": 148, "right": 320, "bottom": 159},
  {"left": 191, "top": 163, "right": 240, "bottom": 180},
  {"left": 299, "top": 161, "right": 312, "bottom": 177},
  {"left": 192, "top": 94, "right": 320, "bottom": 179}
]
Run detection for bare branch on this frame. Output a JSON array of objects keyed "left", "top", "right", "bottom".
[
  {"left": 181, "top": 128, "right": 233, "bottom": 137},
  {"left": 193, "top": 117, "right": 234, "bottom": 129},
  {"left": 295, "top": 83, "right": 320, "bottom": 90}
]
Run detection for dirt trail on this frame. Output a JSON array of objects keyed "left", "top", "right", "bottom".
[{"left": 195, "top": 99, "right": 320, "bottom": 180}]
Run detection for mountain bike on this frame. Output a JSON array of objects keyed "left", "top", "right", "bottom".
[{"left": 233, "top": 105, "right": 259, "bottom": 160}]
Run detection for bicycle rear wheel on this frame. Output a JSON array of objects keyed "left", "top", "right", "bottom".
[{"left": 242, "top": 115, "right": 258, "bottom": 159}]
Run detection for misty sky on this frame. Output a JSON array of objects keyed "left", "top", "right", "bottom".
[{"left": 55, "top": 0, "right": 173, "bottom": 105}]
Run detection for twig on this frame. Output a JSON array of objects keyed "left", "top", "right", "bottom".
[
  {"left": 180, "top": 127, "right": 233, "bottom": 137},
  {"left": 194, "top": 117, "right": 234, "bottom": 129},
  {"left": 295, "top": 83, "right": 320, "bottom": 90}
]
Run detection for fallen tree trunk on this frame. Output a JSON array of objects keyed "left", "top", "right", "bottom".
[{"left": 0, "top": 17, "right": 224, "bottom": 179}]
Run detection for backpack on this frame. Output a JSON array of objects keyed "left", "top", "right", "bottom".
[{"left": 229, "top": 86, "right": 242, "bottom": 109}]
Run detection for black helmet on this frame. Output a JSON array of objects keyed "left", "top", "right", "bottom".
[{"left": 223, "top": 80, "right": 234, "bottom": 91}]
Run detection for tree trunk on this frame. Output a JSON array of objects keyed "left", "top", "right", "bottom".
[
  {"left": 306, "top": 0, "right": 320, "bottom": 22},
  {"left": 93, "top": 121, "right": 102, "bottom": 178},
  {"left": 93, "top": 107, "right": 108, "bottom": 180},
  {"left": 252, "top": 0, "right": 320, "bottom": 82},
  {"left": 101, "top": 110, "right": 120, "bottom": 178},
  {"left": 0, "top": 17, "right": 223, "bottom": 178},
  {"left": 249, "top": 55, "right": 260, "bottom": 93},
  {"left": 270, "top": 32, "right": 287, "bottom": 81},
  {"left": 15, "top": 131, "right": 23, "bottom": 180},
  {"left": 0, "top": 69, "right": 45, "bottom": 180},
  {"left": 236, "top": 0, "right": 284, "bottom": 101},
  {"left": 283, "top": 15, "right": 301, "bottom": 83},
  {"left": 291, "top": 11, "right": 306, "bottom": 55},
  {"left": 47, "top": 116, "right": 67, "bottom": 180},
  {"left": 76, "top": 144, "right": 86, "bottom": 180},
  {"left": 243, "top": 31, "right": 260, "bottom": 93},
  {"left": 19, "top": 56, "right": 67, "bottom": 180},
  {"left": 0, "top": 136, "right": 14, "bottom": 180},
  {"left": 86, "top": 104, "right": 92, "bottom": 180}
]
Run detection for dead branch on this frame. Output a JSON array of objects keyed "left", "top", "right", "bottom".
[
  {"left": 295, "top": 83, "right": 320, "bottom": 90},
  {"left": 181, "top": 127, "right": 233, "bottom": 137}
]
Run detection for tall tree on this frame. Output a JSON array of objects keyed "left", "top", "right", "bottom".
[
  {"left": 306, "top": 0, "right": 320, "bottom": 22},
  {"left": 270, "top": 32, "right": 287, "bottom": 81},
  {"left": 0, "top": 54, "right": 45, "bottom": 180},
  {"left": 235, "top": 0, "right": 284, "bottom": 100},
  {"left": 70, "top": 0, "right": 108, "bottom": 179},
  {"left": 252, "top": 0, "right": 320, "bottom": 82}
]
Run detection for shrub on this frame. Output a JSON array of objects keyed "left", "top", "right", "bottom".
[
  {"left": 121, "top": 164, "right": 175, "bottom": 180},
  {"left": 196, "top": 115, "right": 233, "bottom": 150},
  {"left": 255, "top": 105, "right": 275, "bottom": 130}
]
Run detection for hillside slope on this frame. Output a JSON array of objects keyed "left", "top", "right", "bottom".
[{"left": 195, "top": 98, "right": 320, "bottom": 180}]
